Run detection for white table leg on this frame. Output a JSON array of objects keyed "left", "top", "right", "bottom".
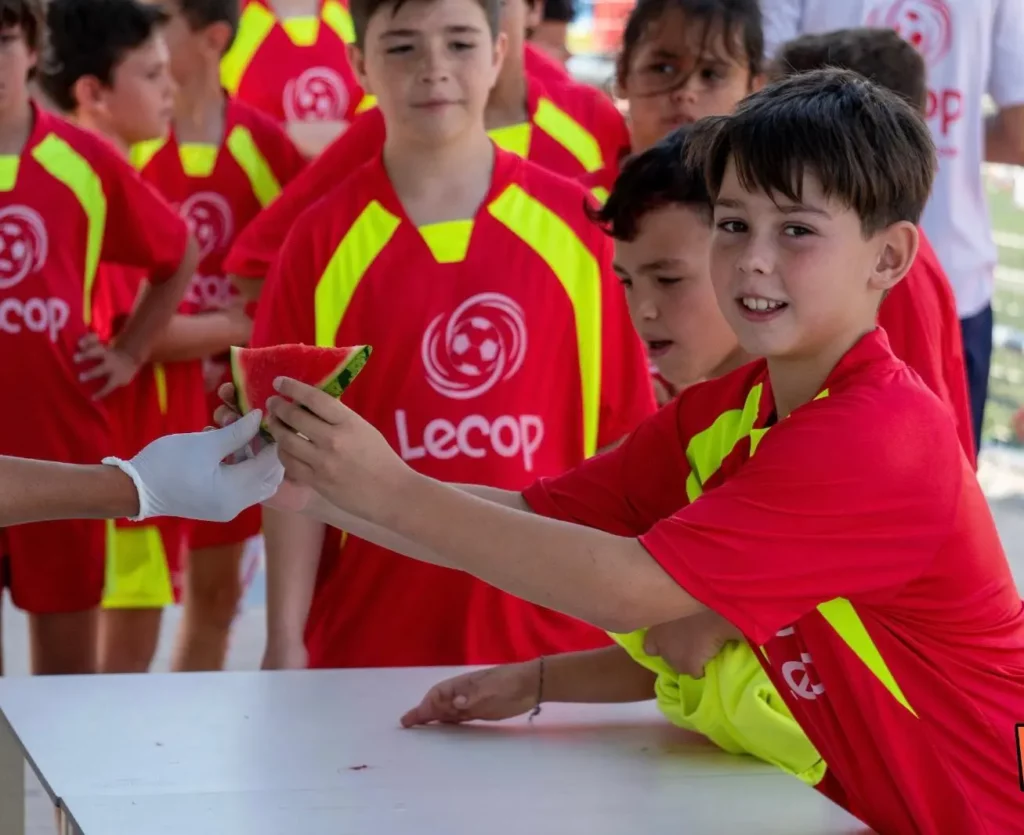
[{"left": 0, "top": 715, "right": 24, "bottom": 835}]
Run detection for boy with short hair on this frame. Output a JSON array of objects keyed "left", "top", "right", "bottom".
[
  {"left": 258, "top": 69, "right": 1024, "bottom": 833},
  {"left": 0, "top": 0, "right": 197, "bottom": 676},
  {"left": 251, "top": 0, "right": 654, "bottom": 669},
  {"left": 222, "top": 0, "right": 630, "bottom": 294},
  {"left": 527, "top": 0, "right": 573, "bottom": 67},
  {"left": 772, "top": 26, "right": 975, "bottom": 462},
  {"left": 133, "top": 0, "right": 306, "bottom": 672}
]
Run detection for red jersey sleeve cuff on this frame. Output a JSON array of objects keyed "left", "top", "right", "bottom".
[
  {"left": 638, "top": 525, "right": 773, "bottom": 646},
  {"left": 223, "top": 245, "right": 270, "bottom": 280},
  {"left": 521, "top": 478, "right": 573, "bottom": 522}
]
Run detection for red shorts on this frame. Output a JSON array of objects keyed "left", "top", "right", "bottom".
[
  {"left": 0, "top": 519, "right": 108, "bottom": 614},
  {"left": 190, "top": 505, "right": 263, "bottom": 550},
  {"left": 102, "top": 516, "right": 193, "bottom": 609}
]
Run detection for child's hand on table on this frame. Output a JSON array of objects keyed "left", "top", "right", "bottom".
[{"left": 400, "top": 662, "right": 540, "bottom": 727}]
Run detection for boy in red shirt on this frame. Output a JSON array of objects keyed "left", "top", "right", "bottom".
[
  {"left": 135, "top": 0, "right": 306, "bottom": 672},
  {"left": 220, "top": 0, "right": 373, "bottom": 158},
  {"left": 772, "top": 26, "right": 975, "bottom": 464},
  {"left": 250, "top": 0, "right": 654, "bottom": 669},
  {"left": 222, "top": 0, "right": 630, "bottom": 295},
  {"left": 0, "top": 0, "right": 197, "bottom": 676},
  {"left": 256, "top": 69, "right": 1024, "bottom": 833}
]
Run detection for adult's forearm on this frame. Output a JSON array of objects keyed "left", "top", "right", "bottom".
[
  {"left": 0, "top": 458, "right": 138, "bottom": 526},
  {"left": 149, "top": 312, "right": 251, "bottom": 363}
]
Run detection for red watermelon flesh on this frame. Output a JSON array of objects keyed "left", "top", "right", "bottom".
[{"left": 230, "top": 344, "right": 371, "bottom": 436}]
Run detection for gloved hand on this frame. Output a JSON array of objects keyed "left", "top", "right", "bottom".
[{"left": 102, "top": 410, "right": 284, "bottom": 522}]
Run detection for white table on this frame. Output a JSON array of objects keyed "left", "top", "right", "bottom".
[{"left": 0, "top": 669, "right": 868, "bottom": 834}]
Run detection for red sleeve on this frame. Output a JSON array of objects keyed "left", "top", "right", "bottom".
[
  {"left": 595, "top": 232, "right": 657, "bottom": 447},
  {"left": 523, "top": 393, "right": 691, "bottom": 535},
  {"left": 250, "top": 203, "right": 322, "bottom": 349},
  {"left": 96, "top": 147, "right": 189, "bottom": 283},
  {"left": 638, "top": 388, "right": 962, "bottom": 645},
  {"left": 224, "top": 109, "right": 385, "bottom": 279},
  {"left": 586, "top": 87, "right": 630, "bottom": 198}
]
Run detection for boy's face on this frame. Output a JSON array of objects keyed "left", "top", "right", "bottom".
[
  {"left": 350, "top": 0, "right": 505, "bottom": 146},
  {"left": 615, "top": 204, "right": 741, "bottom": 388},
  {"left": 709, "top": 161, "right": 910, "bottom": 362},
  {"left": 0, "top": 25, "right": 36, "bottom": 116},
  {"left": 622, "top": 11, "right": 761, "bottom": 153},
  {"left": 94, "top": 33, "right": 175, "bottom": 145},
  {"left": 154, "top": 1, "right": 210, "bottom": 86}
]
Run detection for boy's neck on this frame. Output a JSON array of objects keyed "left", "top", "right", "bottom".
[
  {"left": 0, "top": 97, "right": 34, "bottom": 155},
  {"left": 485, "top": 51, "right": 529, "bottom": 129},
  {"left": 71, "top": 110, "right": 129, "bottom": 157},
  {"left": 268, "top": 0, "right": 321, "bottom": 18},
  {"left": 383, "top": 129, "right": 495, "bottom": 226},
  {"left": 710, "top": 346, "right": 754, "bottom": 380},
  {"left": 173, "top": 74, "right": 227, "bottom": 145},
  {"left": 767, "top": 328, "right": 874, "bottom": 420}
]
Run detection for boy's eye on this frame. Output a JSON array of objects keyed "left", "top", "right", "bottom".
[
  {"left": 617, "top": 277, "right": 633, "bottom": 288},
  {"left": 644, "top": 62, "right": 676, "bottom": 77},
  {"left": 656, "top": 276, "right": 682, "bottom": 286},
  {"left": 783, "top": 225, "right": 814, "bottom": 237},
  {"left": 386, "top": 43, "right": 414, "bottom": 54},
  {"left": 699, "top": 65, "right": 725, "bottom": 82},
  {"left": 449, "top": 40, "right": 475, "bottom": 51},
  {"left": 717, "top": 219, "right": 747, "bottom": 233}
]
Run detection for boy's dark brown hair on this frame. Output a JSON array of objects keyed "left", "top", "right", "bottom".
[
  {"left": 688, "top": 67, "right": 936, "bottom": 235},
  {"left": 616, "top": 0, "right": 763, "bottom": 91},
  {"left": 0, "top": 0, "right": 45, "bottom": 53},
  {"left": 589, "top": 125, "right": 711, "bottom": 241},
  {"left": 175, "top": 0, "right": 240, "bottom": 52},
  {"left": 772, "top": 27, "right": 927, "bottom": 113},
  {"left": 350, "top": 0, "right": 501, "bottom": 46}
]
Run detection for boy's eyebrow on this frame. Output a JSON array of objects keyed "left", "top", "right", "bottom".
[
  {"left": 380, "top": 25, "right": 483, "bottom": 37},
  {"left": 715, "top": 197, "right": 831, "bottom": 217},
  {"left": 638, "top": 258, "right": 686, "bottom": 273}
]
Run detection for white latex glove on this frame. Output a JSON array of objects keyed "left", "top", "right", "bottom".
[{"left": 102, "top": 410, "right": 284, "bottom": 522}]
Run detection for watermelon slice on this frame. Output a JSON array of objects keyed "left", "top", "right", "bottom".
[{"left": 230, "top": 344, "right": 371, "bottom": 439}]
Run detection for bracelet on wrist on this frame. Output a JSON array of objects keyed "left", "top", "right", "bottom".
[{"left": 528, "top": 655, "right": 544, "bottom": 722}]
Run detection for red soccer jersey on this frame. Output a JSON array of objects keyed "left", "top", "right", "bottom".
[
  {"left": 253, "top": 148, "right": 656, "bottom": 666},
  {"left": 219, "top": 0, "right": 370, "bottom": 129},
  {"left": 524, "top": 42, "right": 571, "bottom": 86},
  {"left": 224, "top": 74, "right": 630, "bottom": 278},
  {"left": 132, "top": 97, "right": 306, "bottom": 316},
  {"left": 879, "top": 229, "right": 975, "bottom": 466},
  {"left": 0, "top": 105, "right": 188, "bottom": 463},
  {"left": 524, "top": 328, "right": 1024, "bottom": 835}
]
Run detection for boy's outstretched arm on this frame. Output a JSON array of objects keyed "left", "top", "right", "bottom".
[
  {"left": 147, "top": 307, "right": 253, "bottom": 363},
  {"left": 264, "top": 381, "right": 704, "bottom": 634},
  {"left": 400, "top": 645, "right": 656, "bottom": 727}
]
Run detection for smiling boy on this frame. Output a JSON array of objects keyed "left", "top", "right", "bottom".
[{"left": 254, "top": 68, "right": 1024, "bottom": 833}]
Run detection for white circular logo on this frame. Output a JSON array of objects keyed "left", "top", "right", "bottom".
[
  {"left": 180, "top": 192, "right": 233, "bottom": 261},
  {"left": 283, "top": 67, "right": 349, "bottom": 122},
  {"left": 422, "top": 292, "right": 528, "bottom": 400},
  {"left": 0, "top": 205, "right": 48, "bottom": 289},
  {"left": 868, "top": 0, "right": 953, "bottom": 66},
  {"left": 781, "top": 653, "right": 826, "bottom": 701}
]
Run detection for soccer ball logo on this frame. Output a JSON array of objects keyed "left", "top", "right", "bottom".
[
  {"left": 868, "top": 0, "right": 953, "bottom": 66},
  {"left": 283, "top": 67, "right": 349, "bottom": 122},
  {"left": 0, "top": 205, "right": 48, "bottom": 290},
  {"left": 422, "top": 292, "right": 528, "bottom": 400},
  {"left": 180, "top": 192, "right": 233, "bottom": 261}
]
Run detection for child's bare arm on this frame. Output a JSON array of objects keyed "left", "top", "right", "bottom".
[
  {"left": 148, "top": 308, "right": 253, "bottom": 363},
  {"left": 400, "top": 645, "right": 654, "bottom": 727}
]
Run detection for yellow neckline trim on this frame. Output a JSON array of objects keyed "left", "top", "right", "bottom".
[{"left": 418, "top": 219, "right": 474, "bottom": 264}]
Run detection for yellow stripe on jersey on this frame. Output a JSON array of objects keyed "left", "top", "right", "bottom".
[
  {"left": 225, "top": 126, "right": 282, "bottom": 207},
  {"left": 154, "top": 363, "right": 169, "bottom": 415},
  {"left": 355, "top": 95, "right": 377, "bottom": 114},
  {"left": 489, "top": 123, "right": 532, "bottom": 159},
  {"left": 281, "top": 15, "right": 318, "bottom": 45},
  {"left": 130, "top": 137, "right": 168, "bottom": 172},
  {"left": 221, "top": 2, "right": 276, "bottom": 95},
  {"left": 683, "top": 384, "right": 764, "bottom": 501},
  {"left": 179, "top": 143, "right": 219, "bottom": 178},
  {"left": 419, "top": 220, "right": 473, "bottom": 264},
  {"left": 314, "top": 200, "right": 400, "bottom": 346},
  {"left": 322, "top": 0, "right": 357, "bottom": 43},
  {"left": 817, "top": 598, "right": 917, "bottom": 716},
  {"left": 0, "top": 155, "right": 19, "bottom": 190},
  {"left": 533, "top": 98, "right": 604, "bottom": 174},
  {"left": 590, "top": 186, "right": 609, "bottom": 204},
  {"left": 32, "top": 135, "right": 106, "bottom": 326},
  {"left": 487, "top": 183, "right": 601, "bottom": 459}
]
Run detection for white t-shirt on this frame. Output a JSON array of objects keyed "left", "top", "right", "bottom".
[{"left": 761, "top": 0, "right": 1024, "bottom": 318}]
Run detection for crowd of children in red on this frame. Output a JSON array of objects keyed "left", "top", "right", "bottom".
[{"left": 1, "top": 0, "right": 1024, "bottom": 830}]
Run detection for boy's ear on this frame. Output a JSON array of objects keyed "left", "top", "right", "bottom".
[
  {"left": 490, "top": 31, "right": 508, "bottom": 86},
  {"left": 347, "top": 43, "right": 370, "bottom": 93},
  {"left": 525, "top": 0, "right": 543, "bottom": 30},
  {"left": 71, "top": 75, "right": 108, "bottom": 117},
  {"left": 870, "top": 220, "right": 919, "bottom": 292},
  {"left": 203, "top": 21, "right": 234, "bottom": 56},
  {"left": 749, "top": 72, "right": 766, "bottom": 93}
]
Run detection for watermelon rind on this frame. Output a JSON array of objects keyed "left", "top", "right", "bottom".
[{"left": 230, "top": 344, "right": 372, "bottom": 441}]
